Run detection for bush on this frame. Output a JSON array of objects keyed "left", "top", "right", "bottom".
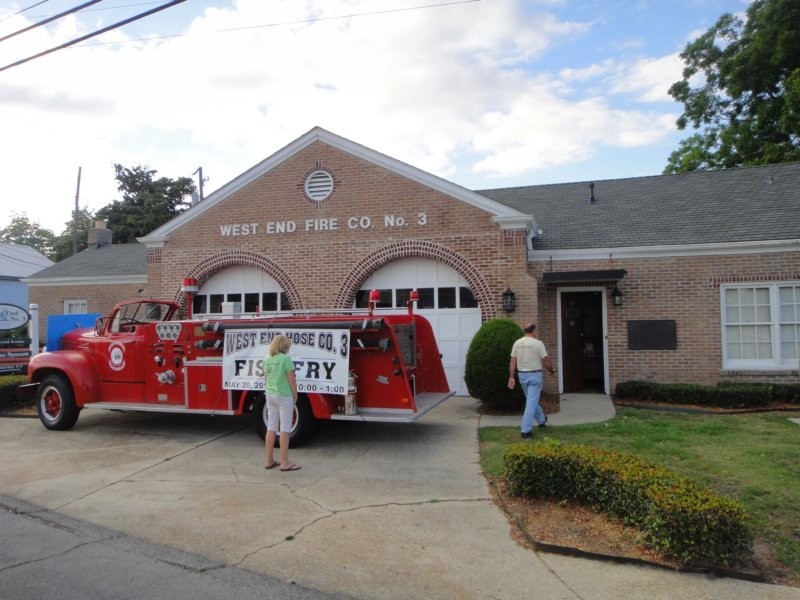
[
  {"left": 615, "top": 380, "right": 800, "bottom": 408},
  {"left": 464, "top": 319, "right": 524, "bottom": 410},
  {"left": 503, "top": 441, "right": 752, "bottom": 566},
  {"left": 0, "top": 374, "right": 30, "bottom": 411}
]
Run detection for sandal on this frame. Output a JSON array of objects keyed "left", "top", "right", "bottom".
[{"left": 280, "top": 464, "right": 301, "bottom": 472}]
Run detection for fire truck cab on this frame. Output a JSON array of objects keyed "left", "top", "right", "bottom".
[{"left": 22, "top": 291, "right": 453, "bottom": 444}]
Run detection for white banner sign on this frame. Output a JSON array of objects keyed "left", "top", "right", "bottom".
[{"left": 222, "top": 328, "right": 350, "bottom": 394}]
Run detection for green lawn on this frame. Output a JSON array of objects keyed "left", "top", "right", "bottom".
[{"left": 479, "top": 407, "right": 800, "bottom": 579}]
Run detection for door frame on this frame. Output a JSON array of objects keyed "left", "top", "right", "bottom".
[{"left": 555, "top": 285, "right": 609, "bottom": 395}]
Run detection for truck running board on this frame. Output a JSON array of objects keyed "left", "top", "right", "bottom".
[
  {"left": 329, "top": 391, "right": 454, "bottom": 422},
  {"left": 82, "top": 403, "right": 237, "bottom": 416}
]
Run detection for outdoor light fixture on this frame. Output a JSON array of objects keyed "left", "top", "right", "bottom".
[
  {"left": 611, "top": 284, "right": 623, "bottom": 307},
  {"left": 502, "top": 287, "right": 516, "bottom": 313}
]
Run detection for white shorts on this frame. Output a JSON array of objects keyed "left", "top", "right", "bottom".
[{"left": 266, "top": 393, "right": 294, "bottom": 433}]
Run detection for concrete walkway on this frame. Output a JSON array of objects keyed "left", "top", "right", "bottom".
[
  {"left": 1, "top": 397, "right": 798, "bottom": 599},
  {"left": 478, "top": 392, "right": 616, "bottom": 429}
]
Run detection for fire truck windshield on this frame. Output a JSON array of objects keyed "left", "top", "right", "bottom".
[{"left": 108, "top": 301, "right": 176, "bottom": 333}]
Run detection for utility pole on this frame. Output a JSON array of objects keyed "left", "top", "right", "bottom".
[
  {"left": 72, "top": 166, "right": 81, "bottom": 255},
  {"left": 193, "top": 167, "right": 207, "bottom": 203}
]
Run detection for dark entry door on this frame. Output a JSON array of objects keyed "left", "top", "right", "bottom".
[{"left": 560, "top": 291, "right": 604, "bottom": 393}]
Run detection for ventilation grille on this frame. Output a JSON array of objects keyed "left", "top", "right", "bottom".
[{"left": 304, "top": 170, "right": 334, "bottom": 202}]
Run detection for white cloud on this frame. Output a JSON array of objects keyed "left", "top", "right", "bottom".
[
  {"left": 609, "top": 54, "right": 685, "bottom": 102},
  {"left": 560, "top": 54, "right": 684, "bottom": 103},
  {"left": 0, "top": 0, "right": 683, "bottom": 234}
]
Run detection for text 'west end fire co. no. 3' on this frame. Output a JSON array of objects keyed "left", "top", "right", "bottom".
[{"left": 222, "top": 328, "right": 351, "bottom": 394}]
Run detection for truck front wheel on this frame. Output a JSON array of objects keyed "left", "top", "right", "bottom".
[
  {"left": 37, "top": 375, "right": 80, "bottom": 431},
  {"left": 253, "top": 394, "right": 318, "bottom": 447}
]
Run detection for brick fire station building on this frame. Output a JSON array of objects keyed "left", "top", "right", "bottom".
[{"left": 27, "top": 127, "right": 800, "bottom": 396}]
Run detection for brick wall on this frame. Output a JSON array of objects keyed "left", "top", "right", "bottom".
[
  {"left": 29, "top": 283, "right": 144, "bottom": 342},
  {"left": 533, "top": 251, "right": 800, "bottom": 390},
  {"left": 146, "top": 141, "right": 532, "bottom": 322}
]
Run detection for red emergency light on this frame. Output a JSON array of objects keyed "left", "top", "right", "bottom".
[{"left": 181, "top": 277, "right": 199, "bottom": 293}]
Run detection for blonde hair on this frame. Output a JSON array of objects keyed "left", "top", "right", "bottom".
[{"left": 268, "top": 334, "right": 292, "bottom": 356}]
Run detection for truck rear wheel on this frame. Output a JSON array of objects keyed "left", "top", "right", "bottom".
[
  {"left": 253, "top": 393, "right": 318, "bottom": 447},
  {"left": 37, "top": 374, "right": 80, "bottom": 431}
]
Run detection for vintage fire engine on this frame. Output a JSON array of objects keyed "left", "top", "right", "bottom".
[{"left": 22, "top": 289, "right": 453, "bottom": 444}]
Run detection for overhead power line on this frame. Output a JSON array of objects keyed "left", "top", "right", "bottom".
[
  {"left": 21, "top": 1, "right": 165, "bottom": 21},
  {"left": 0, "top": 0, "right": 186, "bottom": 73},
  {"left": 71, "top": 0, "right": 482, "bottom": 48},
  {"left": 0, "top": 0, "right": 104, "bottom": 44},
  {"left": 0, "top": 0, "right": 53, "bottom": 24}
]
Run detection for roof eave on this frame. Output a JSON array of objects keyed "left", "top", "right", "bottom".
[{"left": 138, "top": 127, "right": 529, "bottom": 243}]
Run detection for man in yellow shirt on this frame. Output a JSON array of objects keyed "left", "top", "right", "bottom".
[{"left": 508, "top": 323, "right": 556, "bottom": 438}]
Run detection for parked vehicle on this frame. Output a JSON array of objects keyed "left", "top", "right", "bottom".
[{"left": 20, "top": 290, "right": 452, "bottom": 444}]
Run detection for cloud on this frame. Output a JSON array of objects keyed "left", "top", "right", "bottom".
[
  {"left": 0, "top": 0, "right": 683, "bottom": 233},
  {"left": 560, "top": 54, "right": 684, "bottom": 103},
  {"left": 609, "top": 54, "right": 685, "bottom": 102}
]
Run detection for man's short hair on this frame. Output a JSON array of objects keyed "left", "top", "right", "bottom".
[{"left": 523, "top": 323, "right": 536, "bottom": 334}]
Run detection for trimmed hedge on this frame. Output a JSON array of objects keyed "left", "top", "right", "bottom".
[
  {"left": 0, "top": 375, "right": 29, "bottom": 410},
  {"left": 615, "top": 380, "right": 800, "bottom": 408},
  {"left": 503, "top": 441, "right": 752, "bottom": 566}
]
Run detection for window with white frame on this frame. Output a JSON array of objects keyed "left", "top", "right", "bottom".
[
  {"left": 722, "top": 283, "right": 800, "bottom": 369},
  {"left": 63, "top": 300, "right": 87, "bottom": 314}
]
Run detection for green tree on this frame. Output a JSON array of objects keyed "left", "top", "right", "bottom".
[
  {"left": 50, "top": 207, "right": 95, "bottom": 262},
  {"left": 0, "top": 213, "right": 55, "bottom": 257},
  {"left": 464, "top": 318, "right": 524, "bottom": 410},
  {"left": 665, "top": 0, "right": 800, "bottom": 173},
  {"left": 95, "top": 164, "right": 196, "bottom": 244}
]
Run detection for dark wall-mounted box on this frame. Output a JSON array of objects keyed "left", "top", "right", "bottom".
[{"left": 627, "top": 320, "right": 677, "bottom": 350}]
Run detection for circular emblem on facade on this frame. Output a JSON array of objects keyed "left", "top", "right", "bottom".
[
  {"left": 109, "top": 342, "right": 126, "bottom": 371},
  {"left": 301, "top": 162, "right": 336, "bottom": 206}
]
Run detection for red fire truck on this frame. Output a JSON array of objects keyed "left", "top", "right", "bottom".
[{"left": 21, "top": 290, "right": 453, "bottom": 444}]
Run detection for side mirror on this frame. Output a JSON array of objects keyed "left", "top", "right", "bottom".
[{"left": 95, "top": 317, "right": 105, "bottom": 336}]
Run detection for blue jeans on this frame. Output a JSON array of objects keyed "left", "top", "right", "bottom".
[{"left": 519, "top": 371, "right": 545, "bottom": 433}]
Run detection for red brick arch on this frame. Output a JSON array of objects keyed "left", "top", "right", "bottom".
[
  {"left": 171, "top": 250, "right": 303, "bottom": 312},
  {"left": 335, "top": 241, "right": 496, "bottom": 320}
]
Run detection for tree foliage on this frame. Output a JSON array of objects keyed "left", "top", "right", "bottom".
[
  {"left": 95, "top": 164, "right": 196, "bottom": 244},
  {"left": 464, "top": 318, "right": 524, "bottom": 410},
  {"left": 0, "top": 213, "right": 55, "bottom": 257},
  {"left": 50, "top": 207, "right": 95, "bottom": 262},
  {"left": 665, "top": 0, "right": 800, "bottom": 173}
]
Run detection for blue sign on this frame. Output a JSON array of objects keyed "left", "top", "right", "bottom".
[{"left": 0, "top": 304, "right": 29, "bottom": 331}]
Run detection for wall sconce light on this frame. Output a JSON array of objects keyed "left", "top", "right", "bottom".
[
  {"left": 611, "top": 284, "right": 623, "bottom": 307},
  {"left": 502, "top": 287, "right": 516, "bottom": 313}
]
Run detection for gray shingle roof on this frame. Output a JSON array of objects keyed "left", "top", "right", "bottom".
[
  {"left": 0, "top": 243, "right": 53, "bottom": 279},
  {"left": 21, "top": 162, "right": 800, "bottom": 284},
  {"left": 477, "top": 162, "right": 800, "bottom": 250},
  {"left": 27, "top": 243, "right": 146, "bottom": 280}
]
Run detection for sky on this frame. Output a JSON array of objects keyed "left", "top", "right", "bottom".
[{"left": 0, "top": 0, "right": 749, "bottom": 235}]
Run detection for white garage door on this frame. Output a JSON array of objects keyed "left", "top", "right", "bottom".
[
  {"left": 190, "top": 263, "right": 481, "bottom": 396},
  {"left": 358, "top": 258, "right": 482, "bottom": 396},
  {"left": 190, "top": 266, "right": 291, "bottom": 315}
]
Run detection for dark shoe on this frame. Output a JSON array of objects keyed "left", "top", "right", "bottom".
[
  {"left": 539, "top": 416, "right": 548, "bottom": 428},
  {"left": 520, "top": 431, "right": 533, "bottom": 439}
]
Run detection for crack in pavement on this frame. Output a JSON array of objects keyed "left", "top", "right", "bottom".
[
  {"left": 50, "top": 424, "right": 250, "bottom": 512},
  {"left": 231, "top": 495, "right": 492, "bottom": 567}
]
